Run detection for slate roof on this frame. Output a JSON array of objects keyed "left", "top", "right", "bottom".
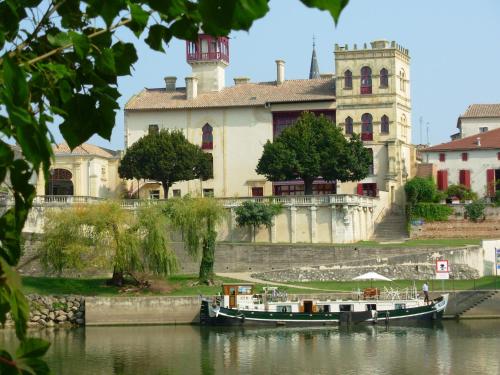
[
  {"left": 461, "top": 104, "right": 500, "bottom": 118},
  {"left": 422, "top": 127, "right": 500, "bottom": 152},
  {"left": 125, "top": 78, "right": 336, "bottom": 111},
  {"left": 53, "top": 143, "right": 119, "bottom": 158}
]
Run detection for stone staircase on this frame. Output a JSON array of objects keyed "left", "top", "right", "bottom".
[
  {"left": 444, "top": 291, "right": 498, "bottom": 318},
  {"left": 371, "top": 212, "right": 408, "bottom": 242}
]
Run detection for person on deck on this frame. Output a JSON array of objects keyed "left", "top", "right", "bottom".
[{"left": 422, "top": 282, "right": 430, "bottom": 305}]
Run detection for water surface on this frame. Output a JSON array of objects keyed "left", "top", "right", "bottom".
[{"left": 1, "top": 321, "right": 499, "bottom": 375}]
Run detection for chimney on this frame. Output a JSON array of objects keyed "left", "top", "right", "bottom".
[
  {"left": 185, "top": 76, "right": 198, "bottom": 99},
  {"left": 234, "top": 77, "right": 250, "bottom": 85},
  {"left": 164, "top": 76, "right": 177, "bottom": 91},
  {"left": 276, "top": 60, "right": 285, "bottom": 85},
  {"left": 476, "top": 137, "right": 481, "bottom": 146}
]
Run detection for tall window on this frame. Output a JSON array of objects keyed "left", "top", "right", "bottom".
[
  {"left": 381, "top": 115, "right": 389, "bottom": 134},
  {"left": 367, "top": 148, "right": 374, "bottom": 175},
  {"left": 400, "top": 68, "right": 406, "bottom": 92},
  {"left": 148, "top": 124, "right": 159, "bottom": 135},
  {"left": 380, "top": 68, "right": 388, "bottom": 87},
  {"left": 345, "top": 116, "right": 353, "bottom": 135},
  {"left": 361, "top": 113, "right": 373, "bottom": 141},
  {"left": 344, "top": 70, "right": 352, "bottom": 89},
  {"left": 202, "top": 123, "right": 213, "bottom": 150},
  {"left": 360, "top": 66, "right": 372, "bottom": 94}
]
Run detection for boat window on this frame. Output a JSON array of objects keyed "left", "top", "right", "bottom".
[
  {"left": 395, "top": 303, "right": 406, "bottom": 310},
  {"left": 365, "top": 304, "right": 377, "bottom": 311},
  {"left": 318, "top": 305, "right": 331, "bottom": 313},
  {"left": 238, "top": 286, "right": 252, "bottom": 295},
  {"left": 339, "top": 304, "right": 353, "bottom": 312},
  {"left": 278, "top": 305, "right": 292, "bottom": 313}
]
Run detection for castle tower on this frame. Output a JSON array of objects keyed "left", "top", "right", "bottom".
[
  {"left": 334, "top": 40, "right": 412, "bottom": 201},
  {"left": 186, "top": 34, "right": 229, "bottom": 93}
]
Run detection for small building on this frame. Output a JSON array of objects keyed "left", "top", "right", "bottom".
[
  {"left": 36, "top": 143, "right": 122, "bottom": 198},
  {"left": 456, "top": 104, "right": 500, "bottom": 139},
  {"left": 421, "top": 128, "right": 500, "bottom": 197}
]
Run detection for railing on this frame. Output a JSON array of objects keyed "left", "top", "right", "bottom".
[
  {"left": 0, "top": 194, "right": 378, "bottom": 209},
  {"left": 186, "top": 51, "right": 229, "bottom": 63}
]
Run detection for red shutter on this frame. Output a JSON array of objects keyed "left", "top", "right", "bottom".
[
  {"left": 460, "top": 170, "right": 471, "bottom": 188},
  {"left": 459, "top": 170, "right": 465, "bottom": 185},
  {"left": 437, "top": 170, "right": 448, "bottom": 191},
  {"left": 487, "top": 169, "right": 495, "bottom": 196},
  {"left": 439, "top": 153, "right": 446, "bottom": 162},
  {"left": 462, "top": 152, "right": 468, "bottom": 161},
  {"left": 357, "top": 183, "right": 364, "bottom": 195}
]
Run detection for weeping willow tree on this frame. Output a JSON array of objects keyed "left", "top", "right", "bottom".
[
  {"left": 39, "top": 202, "right": 178, "bottom": 286},
  {"left": 165, "top": 197, "right": 226, "bottom": 285}
]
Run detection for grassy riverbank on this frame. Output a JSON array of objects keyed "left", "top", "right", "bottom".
[{"left": 21, "top": 275, "right": 499, "bottom": 296}]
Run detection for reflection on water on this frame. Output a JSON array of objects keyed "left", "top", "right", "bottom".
[{"left": 1, "top": 321, "right": 500, "bottom": 375}]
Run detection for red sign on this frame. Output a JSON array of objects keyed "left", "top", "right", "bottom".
[{"left": 436, "top": 260, "right": 449, "bottom": 273}]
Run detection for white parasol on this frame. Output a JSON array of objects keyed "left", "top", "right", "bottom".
[{"left": 352, "top": 272, "right": 393, "bottom": 281}]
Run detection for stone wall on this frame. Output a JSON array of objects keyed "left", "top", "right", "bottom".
[{"left": 5, "top": 295, "right": 85, "bottom": 328}]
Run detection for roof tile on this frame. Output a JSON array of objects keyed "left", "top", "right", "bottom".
[
  {"left": 53, "top": 143, "right": 118, "bottom": 158},
  {"left": 461, "top": 104, "right": 500, "bottom": 118},
  {"left": 423, "top": 128, "right": 500, "bottom": 152}
]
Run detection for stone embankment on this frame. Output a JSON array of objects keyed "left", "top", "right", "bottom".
[
  {"left": 5, "top": 295, "right": 85, "bottom": 328},
  {"left": 252, "top": 264, "right": 479, "bottom": 283}
]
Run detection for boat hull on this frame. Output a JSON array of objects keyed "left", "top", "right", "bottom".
[{"left": 200, "top": 295, "right": 448, "bottom": 327}]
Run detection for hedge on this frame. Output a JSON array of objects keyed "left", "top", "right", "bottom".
[{"left": 409, "top": 203, "right": 453, "bottom": 222}]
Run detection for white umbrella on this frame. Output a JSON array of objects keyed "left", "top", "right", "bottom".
[
  {"left": 353, "top": 272, "right": 392, "bottom": 288},
  {"left": 353, "top": 272, "right": 392, "bottom": 282}
]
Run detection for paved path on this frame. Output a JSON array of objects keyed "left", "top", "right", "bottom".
[{"left": 217, "top": 272, "right": 342, "bottom": 293}]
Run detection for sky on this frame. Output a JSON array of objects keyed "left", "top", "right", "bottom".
[{"left": 69, "top": 0, "right": 500, "bottom": 150}]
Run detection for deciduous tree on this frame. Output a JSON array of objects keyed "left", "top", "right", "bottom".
[
  {"left": 256, "top": 112, "right": 371, "bottom": 195},
  {"left": 235, "top": 201, "right": 282, "bottom": 242},
  {"left": 119, "top": 130, "right": 213, "bottom": 198}
]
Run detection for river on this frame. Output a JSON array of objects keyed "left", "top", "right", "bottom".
[{"left": 1, "top": 320, "right": 499, "bottom": 375}]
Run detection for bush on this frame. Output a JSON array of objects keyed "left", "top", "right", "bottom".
[
  {"left": 410, "top": 203, "right": 453, "bottom": 222},
  {"left": 445, "top": 184, "right": 477, "bottom": 202},
  {"left": 404, "top": 177, "right": 440, "bottom": 204},
  {"left": 465, "top": 200, "right": 486, "bottom": 222},
  {"left": 235, "top": 201, "right": 282, "bottom": 241}
]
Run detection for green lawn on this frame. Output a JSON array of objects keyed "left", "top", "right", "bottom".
[{"left": 21, "top": 275, "right": 499, "bottom": 297}]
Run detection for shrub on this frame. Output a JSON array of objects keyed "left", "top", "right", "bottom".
[
  {"left": 411, "top": 203, "right": 453, "bottom": 222},
  {"left": 404, "top": 177, "right": 440, "bottom": 204},
  {"left": 465, "top": 200, "right": 486, "bottom": 222},
  {"left": 235, "top": 201, "right": 282, "bottom": 242},
  {"left": 445, "top": 184, "right": 477, "bottom": 202}
]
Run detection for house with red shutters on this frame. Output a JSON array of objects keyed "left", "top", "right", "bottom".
[{"left": 421, "top": 127, "right": 500, "bottom": 198}]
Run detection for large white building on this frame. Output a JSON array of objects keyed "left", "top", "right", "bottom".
[
  {"left": 422, "top": 127, "right": 500, "bottom": 197},
  {"left": 124, "top": 35, "right": 415, "bottom": 206}
]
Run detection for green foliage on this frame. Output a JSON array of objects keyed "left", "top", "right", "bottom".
[
  {"left": 39, "top": 202, "right": 178, "bottom": 282},
  {"left": 51, "top": 301, "right": 67, "bottom": 311},
  {"left": 465, "top": 200, "right": 486, "bottom": 222},
  {"left": 445, "top": 184, "right": 477, "bottom": 202},
  {"left": 404, "top": 177, "right": 440, "bottom": 204},
  {"left": 235, "top": 201, "right": 282, "bottom": 241},
  {"left": 164, "top": 197, "right": 226, "bottom": 284},
  {"left": 256, "top": 112, "right": 371, "bottom": 194},
  {"left": 119, "top": 130, "right": 212, "bottom": 197},
  {"left": 0, "top": 0, "right": 348, "bottom": 371},
  {"left": 409, "top": 203, "right": 453, "bottom": 222}
]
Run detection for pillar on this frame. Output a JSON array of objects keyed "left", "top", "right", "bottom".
[{"left": 310, "top": 205, "right": 317, "bottom": 243}]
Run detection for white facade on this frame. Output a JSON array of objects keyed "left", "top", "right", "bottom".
[{"left": 459, "top": 117, "right": 500, "bottom": 138}]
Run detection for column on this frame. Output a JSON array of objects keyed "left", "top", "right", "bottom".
[
  {"left": 310, "top": 205, "right": 317, "bottom": 244},
  {"left": 289, "top": 206, "right": 297, "bottom": 244},
  {"left": 271, "top": 215, "right": 277, "bottom": 243}
]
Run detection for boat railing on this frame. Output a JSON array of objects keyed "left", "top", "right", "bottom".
[{"left": 352, "top": 286, "right": 419, "bottom": 301}]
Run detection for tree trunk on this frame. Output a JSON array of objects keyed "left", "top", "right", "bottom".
[
  {"left": 161, "top": 181, "right": 170, "bottom": 199},
  {"left": 108, "top": 268, "right": 124, "bottom": 286},
  {"left": 199, "top": 218, "right": 216, "bottom": 285},
  {"left": 304, "top": 177, "right": 314, "bottom": 195}
]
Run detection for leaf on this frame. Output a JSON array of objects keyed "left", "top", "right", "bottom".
[
  {"left": 69, "top": 31, "right": 90, "bottom": 59},
  {"left": 86, "top": 0, "right": 127, "bottom": 27},
  {"left": 3, "top": 57, "right": 28, "bottom": 106},
  {"left": 127, "top": 3, "right": 150, "bottom": 37},
  {"left": 111, "top": 42, "right": 138, "bottom": 76},
  {"left": 144, "top": 24, "right": 170, "bottom": 52},
  {"left": 16, "top": 338, "right": 51, "bottom": 359},
  {"left": 300, "top": 0, "right": 349, "bottom": 24},
  {"left": 95, "top": 48, "right": 116, "bottom": 75},
  {"left": 47, "top": 31, "right": 71, "bottom": 47}
]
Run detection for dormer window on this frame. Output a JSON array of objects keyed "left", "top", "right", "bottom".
[{"left": 202, "top": 123, "right": 213, "bottom": 150}]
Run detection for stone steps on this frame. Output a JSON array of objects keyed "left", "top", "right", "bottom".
[{"left": 371, "top": 213, "right": 408, "bottom": 242}]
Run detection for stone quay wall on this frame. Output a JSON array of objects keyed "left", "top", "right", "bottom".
[{"left": 5, "top": 295, "right": 85, "bottom": 328}]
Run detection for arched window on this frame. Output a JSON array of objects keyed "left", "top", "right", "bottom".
[
  {"left": 380, "top": 68, "right": 388, "bottom": 88},
  {"left": 400, "top": 68, "right": 406, "bottom": 92},
  {"left": 202, "top": 123, "right": 213, "bottom": 150},
  {"left": 45, "top": 168, "right": 74, "bottom": 196},
  {"left": 344, "top": 70, "right": 352, "bottom": 89},
  {"left": 360, "top": 66, "right": 372, "bottom": 94},
  {"left": 361, "top": 113, "right": 373, "bottom": 141},
  {"left": 345, "top": 117, "right": 353, "bottom": 135},
  {"left": 381, "top": 115, "right": 389, "bottom": 133}
]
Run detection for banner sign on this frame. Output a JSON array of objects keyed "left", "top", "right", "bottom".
[{"left": 436, "top": 260, "right": 449, "bottom": 273}]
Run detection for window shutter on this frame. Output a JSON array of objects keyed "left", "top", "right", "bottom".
[
  {"left": 487, "top": 169, "right": 495, "bottom": 196},
  {"left": 460, "top": 170, "right": 471, "bottom": 188},
  {"left": 437, "top": 170, "right": 448, "bottom": 191},
  {"left": 357, "top": 183, "right": 364, "bottom": 195}
]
